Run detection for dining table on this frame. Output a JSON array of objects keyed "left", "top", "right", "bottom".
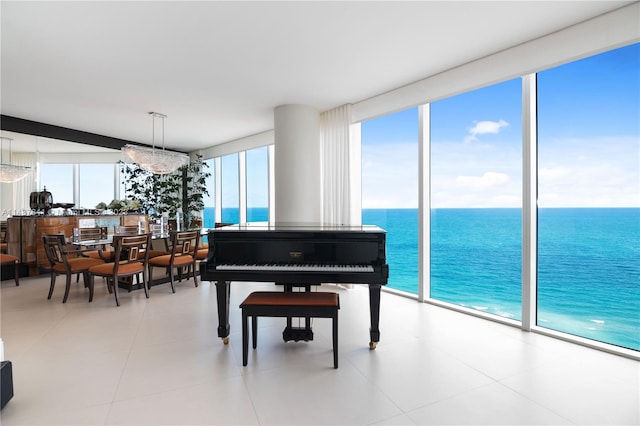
[{"left": 71, "top": 229, "right": 209, "bottom": 290}]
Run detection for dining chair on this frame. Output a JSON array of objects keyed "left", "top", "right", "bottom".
[
  {"left": 42, "top": 234, "right": 106, "bottom": 303},
  {"left": 114, "top": 225, "right": 139, "bottom": 235},
  {"left": 148, "top": 230, "right": 200, "bottom": 293},
  {"left": 195, "top": 241, "right": 209, "bottom": 265},
  {"left": 76, "top": 227, "right": 113, "bottom": 261},
  {"left": 116, "top": 225, "right": 168, "bottom": 260},
  {"left": 87, "top": 233, "right": 152, "bottom": 306},
  {"left": 0, "top": 253, "right": 20, "bottom": 286},
  {"left": 76, "top": 227, "right": 104, "bottom": 241},
  {"left": 0, "top": 224, "right": 8, "bottom": 253},
  {"left": 149, "top": 223, "right": 164, "bottom": 236}
]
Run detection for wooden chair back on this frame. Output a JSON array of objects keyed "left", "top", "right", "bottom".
[
  {"left": 114, "top": 225, "right": 139, "bottom": 235},
  {"left": 87, "top": 233, "right": 152, "bottom": 306},
  {"left": 111, "top": 233, "right": 152, "bottom": 271},
  {"left": 42, "top": 234, "right": 68, "bottom": 266},
  {"left": 75, "top": 227, "right": 106, "bottom": 242},
  {"left": 170, "top": 230, "right": 200, "bottom": 260}
]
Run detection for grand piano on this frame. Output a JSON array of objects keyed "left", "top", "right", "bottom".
[{"left": 200, "top": 223, "right": 388, "bottom": 348}]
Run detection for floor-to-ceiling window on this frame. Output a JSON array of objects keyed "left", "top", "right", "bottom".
[
  {"left": 361, "top": 107, "right": 419, "bottom": 294},
  {"left": 39, "top": 164, "right": 74, "bottom": 205},
  {"left": 246, "top": 146, "right": 269, "bottom": 222},
  {"left": 204, "top": 146, "right": 271, "bottom": 227},
  {"left": 203, "top": 158, "right": 216, "bottom": 228},
  {"left": 537, "top": 43, "right": 640, "bottom": 351},
  {"left": 221, "top": 153, "right": 239, "bottom": 224},
  {"left": 78, "top": 163, "right": 117, "bottom": 210},
  {"left": 430, "top": 79, "right": 523, "bottom": 319}
]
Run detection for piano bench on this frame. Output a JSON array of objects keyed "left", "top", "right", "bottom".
[{"left": 240, "top": 291, "right": 340, "bottom": 369}]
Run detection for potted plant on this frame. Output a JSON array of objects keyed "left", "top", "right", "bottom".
[
  {"left": 183, "top": 154, "right": 211, "bottom": 228},
  {"left": 120, "top": 155, "right": 210, "bottom": 228},
  {"left": 120, "top": 161, "right": 163, "bottom": 219}
]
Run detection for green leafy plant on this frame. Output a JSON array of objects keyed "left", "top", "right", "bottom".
[
  {"left": 183, "top": 154, "right": 211, "bottom": 227},
  {"left": 101, "top": 198, "right": 141, "bottom": 213},
  {"left": 120, "top": 161, "right": 163, "bottom": 218},
  {"left": 120, "top": 155, "right": 209, "bottom": 225}
]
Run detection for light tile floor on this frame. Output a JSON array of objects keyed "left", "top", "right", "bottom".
[{"left": 0, "top": 274, "right": 638, "bottom": 425}]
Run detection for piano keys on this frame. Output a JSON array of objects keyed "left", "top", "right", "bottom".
[{"left": 200, "top": 222, "right": 388, "bottom": 348}]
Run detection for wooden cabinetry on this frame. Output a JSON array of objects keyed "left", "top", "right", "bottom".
[{"left": 7, "top": 214, "right": 147, "bottom": 276}]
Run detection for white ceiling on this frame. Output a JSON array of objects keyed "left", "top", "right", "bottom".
[{"left": 0, "top": 1, "right": 633, "bottom": 153}]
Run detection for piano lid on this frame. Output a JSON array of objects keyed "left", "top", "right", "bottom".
[{"left": 212, "top": 222, "right": 386, "bottom": 233}]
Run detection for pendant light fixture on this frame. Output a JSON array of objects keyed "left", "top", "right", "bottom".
[
  {"left": 122, "top": 112, "right": 189, "bottom": 175},
  {"left": 0, "top": 137, "right": 31, "bottom": 183}
]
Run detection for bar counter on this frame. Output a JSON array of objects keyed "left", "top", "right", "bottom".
[{"left": 7, "top": 214, "right": 148, "bottom": 276}]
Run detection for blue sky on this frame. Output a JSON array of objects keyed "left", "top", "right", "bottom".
[{"left": 362, "top": 42, "right": 639, "bottom": 209}]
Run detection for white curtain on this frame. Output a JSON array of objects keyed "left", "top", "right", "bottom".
[
  {"left": 12, "top": 152, "right": 37, "bottom": 213},
  {"left": 320, "top": 104, "right": 361, "bottom": 226}
]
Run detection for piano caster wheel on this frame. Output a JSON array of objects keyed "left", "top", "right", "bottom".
[
  {"left": 369, "top": 341, "right": 377, "bottom": 350},
  {"left": 222, "top": 337, "right": 229, "bottom": 345}
]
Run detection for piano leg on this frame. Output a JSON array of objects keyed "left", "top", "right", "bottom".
[
  {"left": 215, "top": 281, "right": 231, "bottom": 344},
  {"left": 369, "top": 284, "right": 382, "bottom": 349}
]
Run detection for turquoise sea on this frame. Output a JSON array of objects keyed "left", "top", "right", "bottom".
[{"left": 205, "top": 207, "right": 640, "bottom": 351}]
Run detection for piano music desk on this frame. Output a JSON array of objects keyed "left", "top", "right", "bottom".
[{"left": 240, "top": 291, "right": 340, "bottom": 369}]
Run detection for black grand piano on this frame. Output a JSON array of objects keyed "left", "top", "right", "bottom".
[{"left": 200, "top": 223, "right": 388, "bottom": 348}]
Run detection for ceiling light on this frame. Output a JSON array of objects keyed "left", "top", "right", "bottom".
[
  {"left": 0, "top": 137, "right": 31, "bottom": 183},
  {"left": 122, "top": 112, "right": 189, "bottom": 175}
]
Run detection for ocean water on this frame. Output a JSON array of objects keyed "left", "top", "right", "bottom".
[
  {"left": 364, "top": 207, "right": 639, "bottom": 352},
  {"left": 204, "top": 207, "right": 639, "bottom": 351},
  {"left": 203, "top": 207, "right": 268, "bottom": 227}
]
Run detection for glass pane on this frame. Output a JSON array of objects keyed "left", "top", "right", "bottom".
[
  {"left": 361, "top": 107, "right": 419, "bottom": 294},
  {"left": 537, "top": 43, "right": 640, "bottom": 350},
  {"left": 203, "top": 158, "right": 215, "bottom": 228},
  {"left": 39, "top": 164, "right": 73, "bottom": 205},
  {"left": 246, "top": 146, "right": 269, "bottom": 222},
  {"left": 79, "top": 163, "right": 115, "bottom": 210},
  {"left": 430, "top": 79, "right": 522, "bottom": 320},
  {"left": 221, "top": 153, "right": 239, "bottom": 224}
]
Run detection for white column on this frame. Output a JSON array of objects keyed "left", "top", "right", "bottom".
[{"left": 274, "top": 105, "right": 321, "bottom": 224}]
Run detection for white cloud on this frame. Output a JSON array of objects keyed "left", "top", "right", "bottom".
[
  {"left": 465, "top": 119, "right": 509, "bottom": 143},
  {"left": 362, "top": 142, "right": 419, "bottom": 208},
  {"left": 538, "top": 136, "right": 640, "bottom": 207},
  {"left": 538, "top": 166, "right": 571, "bottom": 181},
  {"left": 362, "top": 134, "right": 638, "bottom": 209},
  {"left": 456, "top": 172, "right": 510, "bottom": 189}
]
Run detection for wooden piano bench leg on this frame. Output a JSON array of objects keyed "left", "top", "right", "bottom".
[
  {"left": 240, "top": 314, "right": 260, "bottom": 367},
  {"left": 240, "top": 291, "right": 340, "bottom": 369}
]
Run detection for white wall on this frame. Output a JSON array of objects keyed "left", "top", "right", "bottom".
[
  {"left": 352, "top": 3, "right": 639, "bottom": 123},
  {"left": 201, "top": 3, "right": 638, "bottom": 153}
]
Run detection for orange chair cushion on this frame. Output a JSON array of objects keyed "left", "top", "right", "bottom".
[
  {"left": 89, "top": 262, "right": 144, "bottom": 275},
  {"left": 142, "top": 250, "right": 169, "bottom": 259},
  {"left": 149, "top": 255, "right": 194, "bottom": 267},
  {"left": 196, "top": 248, "right": 208, "bottom": 260},
  {"left": 0, "top": 254, "right": 18, "bottom": 265},
  {"left": 52, "top": 257, "right": 104, "bottom": 273}
]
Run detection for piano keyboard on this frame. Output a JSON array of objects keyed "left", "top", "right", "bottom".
[{"left": 216, "top": 264, "right": 374, "bottom": 272}]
